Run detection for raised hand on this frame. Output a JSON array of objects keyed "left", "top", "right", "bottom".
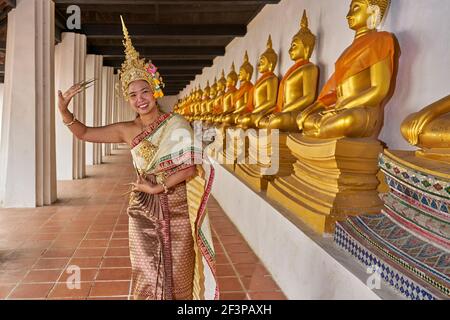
[{"left": 57, "top": 79, "right": 96, "bottom": 112}]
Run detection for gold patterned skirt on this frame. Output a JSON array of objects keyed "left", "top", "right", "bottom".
[{"left": 127, "top": 181, "right": 195, "bottom": 300}]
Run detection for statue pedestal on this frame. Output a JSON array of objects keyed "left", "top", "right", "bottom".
[
  {"left": 215, "top": 126, "right": 245, "bottom": 172},
  {"left": 335, "top": 150, "right": 450, "bottom": 300},
  {"left": 380, "top": 150, "right": 450, "bottom": 247},
  {"left": 235, "top": 131, "right": 297, "bottom": 192},
  {"left": 267, "top": 135, "right": 383, "bottom": 234}
]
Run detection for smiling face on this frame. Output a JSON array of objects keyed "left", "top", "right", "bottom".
[
  {"left": 127, "top": 80, "right": 157, "bottom": 115},
  {"left": 347, "top": 0, "right": 371, "bottom": 31}
]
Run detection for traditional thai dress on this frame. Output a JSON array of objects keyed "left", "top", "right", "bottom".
[{"left": 127, "top": 112, "right": 218, "bottom": 300}]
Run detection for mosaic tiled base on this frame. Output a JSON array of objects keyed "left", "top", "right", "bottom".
[{"left": 335, "top": 151, "right": 450, "bottom": 300}]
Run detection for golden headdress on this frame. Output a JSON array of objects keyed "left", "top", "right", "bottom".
[
  {"left": 293, "top": 10, "right": 316, "bottom": 59},
  {"left": 120, "top": 16, "right": 164, "bottom": 99},
  {"left": 240, "top": 51, "right": 254, "bottom": 78}
]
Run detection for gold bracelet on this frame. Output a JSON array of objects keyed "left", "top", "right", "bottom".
[
  {"left": 64, "top": 115, "right": 77, "bottom": 127},
  {"left": 161, "top": 182, "right": 169, "bottom": 194}
]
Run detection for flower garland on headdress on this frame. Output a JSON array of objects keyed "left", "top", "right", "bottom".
[{"left": 120, "top": 16, "right": 165, "bottom": 100}]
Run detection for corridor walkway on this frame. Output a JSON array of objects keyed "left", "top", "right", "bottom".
[{"left": 0, "top": 147, "right": 286, "bottom": 300}]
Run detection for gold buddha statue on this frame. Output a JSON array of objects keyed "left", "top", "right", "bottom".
[
  {"left": 237, "top": 36, "right": 279, "bottom": 129},
  {"left": 401, "top": 94, "right": 450, "bottom": 162},
  {"left": 216, "top": 63, "right": 239, "bottom": 124},
  {"left": 192, "top": 86, "right": 203, "bottom": 121},
  {"left": 267, "top": 0, "right": 399, "bottom": 234},
  {"left": 208, "top": 70, "right": 227, "bottom": 123},
  {"left": 199, "top": 81, "right": 211, "bottom": 121},
  {"left": 259, "top": 10, "right": 319, "bottom": 132},
  {"left": 204, "top": 79, "right": 218, "bottom": 122},
  {"left": 297, "top": 0, "right": 396, "bottom": 139},
  {"left": 185, "top": 90, "right": 194, "bottom": 121},
  {"left": 224, "top": 52, "right": 254, "bottom": 126}
]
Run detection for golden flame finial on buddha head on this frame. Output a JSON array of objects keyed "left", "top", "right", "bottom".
[
  {"left": 291, "top": 10, "right": 316, "bottom": 60},
  {"left": 239, "top": 51, "right": 254, "bottom": 82},
  {"left": 216, "top": 70, "right": 226, "bottom": 91},
  {"left": 227, "top": 63, "right": 239, "bottom": 86},
  {"left": 202, "top": 81, "right": 211, "bottom": 99},
  {"left": 259, "top": 35, "right": 278, "bottom": 73},
  {"left": 210, "top": 78, "right": 218, "bottom": 97}
]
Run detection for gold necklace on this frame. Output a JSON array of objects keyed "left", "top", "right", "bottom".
[{"left": 136, "top": 113, "right": 169, "bottom": 165}]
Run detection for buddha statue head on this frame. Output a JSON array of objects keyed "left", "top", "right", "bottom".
[
  {"left": 289, "top": 10, "right": 316, "bottom": 61},
  {"left": 202, "top": 81, "right": 211, "bottom": 100},
  {"left": 196, "top": 86, "right": 203, "bottom": 101},
  {"left": 239, "top": 51, "right": 254, "bottom": 83},
  {"left": 258, "top": 35, "right": 278, "bottom": 74},
  {"left": 226, "top": 63, "right": 239, "bottom": 88},
  {"left": 217, "top": 70, "right": 227, "bottom": 94},
  {"left": 210, "top": 78, "right": 218, "bottom": 99},
  {"left": 347, "top": 0, "right": 390, "bottom": 32}
]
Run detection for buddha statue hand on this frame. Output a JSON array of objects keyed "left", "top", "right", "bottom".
[
  {"left": 401, "top": 111, "right": 434, "bottom": 146},
  {"left": 297, "top": 101, "right": 325, "bottom": 131}
]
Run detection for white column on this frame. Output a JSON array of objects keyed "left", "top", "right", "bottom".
[
  {"left": 85, "top": 54, "right": 103, "bottom": 166},
  {"left": 0, "top": 0, "right": 57, "bottom": 207},
  {"left": 112, "top": 73, "right": 120, "bottom": 151},
  {"left": 102, "top": 67, "right": 114, "bottom": 157},
  {"left": 55, "top": 32, "right": 87, "bottom": 180},
  {"left": 0, "top": 83, "right": 4, "bottom": 144}
]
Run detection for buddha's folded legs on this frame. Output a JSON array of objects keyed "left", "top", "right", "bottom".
[
  {"left": 266, "top": 112, "right": 300, "bottom": 132},
  {"left": 237, "top": 114, "right": 253, "bottom": 128},
  {"left": 304, "top": 107, "right": 374, "bottom": 138},
  {"left": 419, "top": 114, "right": 450, "bottom": 149}
]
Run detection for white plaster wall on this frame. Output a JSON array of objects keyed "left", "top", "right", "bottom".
[
  {"left": 158, "top": 95, "right": 178, "bottom": 113},
  {"left": 0, "top": 83, "right": 3, "bottom": 146},
  {"left": 180, "top": 0, "right": 450, "bottom": 150}
]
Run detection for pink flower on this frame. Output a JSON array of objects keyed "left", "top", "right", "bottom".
[{"left": 147, "top": 64, "right": 157, "bottom": 74}]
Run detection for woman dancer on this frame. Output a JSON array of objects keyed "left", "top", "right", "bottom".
[{"left": 57, "top": 17, "right": 218, "bottom": 300}]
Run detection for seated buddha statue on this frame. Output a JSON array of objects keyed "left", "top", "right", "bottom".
[
  {"left": 259, "top": 11, "right": 318, "bottom": 132},
  {"left": 223, "top": 52, "right": 254, "bottom": 126},
  {"left": 216, "top": 63, "right": 239, "bottom": 124},
  {"left": 207, "top": 71, "right": 227, "bottom": 123},
  {"left": 401, "top": 94, "right": 450, "bottom": 162},
  {"left": 266, "top": 0, "right": 399, "bottom": 234},
  {"left": 199, "top": 82, "right": 211, "bottom": 121},
  {"left": 237, "top": 36, "right": 279, "bottom": 129},
  {"left": 192, "top": 86, "right": 203, "bottom": 121},
  {"left": 203, "top": 79, "right": 218, "bottom": 122},
  {"left": 186, "top": 90, "right": 195, "bottom": 121},
  {"left": 297, "top": 0, "right": 396, "bottom": 139}
]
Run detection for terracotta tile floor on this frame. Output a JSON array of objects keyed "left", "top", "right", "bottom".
[{"left": 0, "top": 147, "right": 286, "bottom": 300}]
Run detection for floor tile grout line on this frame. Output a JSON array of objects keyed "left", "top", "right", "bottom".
[
  {"left": 210, "top": 199, "right": 284, "bottom": 300},
  {"left": 4, "top": 210, "right": 74, "bottom": 300},
  {"left": 211, "top": 226, "right": 249, "bottom": 298},
  {"left": 45, "top": 199, "right": 109, "bottom": 299}
]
